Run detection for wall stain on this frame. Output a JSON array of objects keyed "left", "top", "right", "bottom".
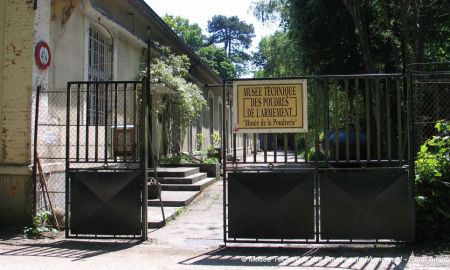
[{"left": 9, "top": 184, "right": 16, "bottom": 198}]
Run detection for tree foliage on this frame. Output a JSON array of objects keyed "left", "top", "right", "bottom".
[
  {"left": 207, "top": 15, "right": 255, "bottom": 76},
  {"left": 415, "top": 121, "right": 450, "bottom": 243},
  {"left": 163, "top": 15, "right": 205, "bottom": 51},
  {"left": 253, "top": 31, "right": 300, "bottom": 77},
  {"left": 196, "top": 45, "right": 236, "bottom": 78},
  {"left": 163, "top": 14, "right": 238, "bottom": 78},
  {"left": 251, "top": 0, "right": 450, "bottom": 74},
  {"left": 139, "top": 46, "right": 207, "bottom": 128}
]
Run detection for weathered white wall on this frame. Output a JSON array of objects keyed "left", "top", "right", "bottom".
[
  {"left": 0, "top": 0, "right": 36, "bottom": 227},
  {"left": 116, "top": 35, "right": 142, "bottom": 81}
]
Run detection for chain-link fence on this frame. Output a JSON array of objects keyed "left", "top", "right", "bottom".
[
  {"left": 34, "top": 82, "right": 144, "bottom": 220},
  {"left": 410, "top": 64, "right": 450, "bottom": 151},
  {"left": 34, "top": 87, "right": 67, "bottom": 216}
]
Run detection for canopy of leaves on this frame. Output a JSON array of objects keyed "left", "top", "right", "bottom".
[
  {"left": 207, "top": 15, "right": 255, "bottom": 76},
  {"left": 163, "top": 14, "right": 239, "bottom": 78},
  {"left": 252, "top": 0, "right": 450, "bottom": 74},
  {"left": 197, "top": 45, "right": 236, "bottom": 78},
  {"left": 163, "top": 15, "right": 205, "bottom": 51},
  {"left": 253, "top": 31, "right": 300, "bottom": 77},
  {"left": 140, "top": 46, "right": 207, "bottom": 128}
]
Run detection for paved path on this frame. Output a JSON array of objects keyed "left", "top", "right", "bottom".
[{"left": 0, "top": 181, "right": 449, "bottom": 270}]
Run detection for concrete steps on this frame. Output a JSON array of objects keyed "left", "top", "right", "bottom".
[
  {"left": 161, "top": 177, "right": 217, "bottom": 191},
  {"left": 158, "top": 172, "right": 206, "bottom": 184},
  {"left": 149, "top": 167, "right": 199, "bottom": 177},
  {"left": 148, "top": 190, "right": 199, "bottom": 207},
  {"left": 147, "top": 167, "right": 218, "bottom": 228}
]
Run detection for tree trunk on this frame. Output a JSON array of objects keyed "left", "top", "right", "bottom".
[{"left": 342, "top": 0, "right": 375, "bottom": 73}]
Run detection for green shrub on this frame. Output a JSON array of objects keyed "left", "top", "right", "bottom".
[
  {"left": 24, "top": 209, "right": 58, "bottom": 239},
  {"left": 160, "top": 153, "right": 194, "bottom": 164},
  {"left": 202, "top": 157, "right": 219, "bottom": 164},
  {"left": 415, "top": 121, "right": 450, "bottom": 243},
  {"left": 211, "top": 132, "right": 221, "bottom": 147},
  {"left": 207, "top": 146, "right": 218, "bottom": 156}
]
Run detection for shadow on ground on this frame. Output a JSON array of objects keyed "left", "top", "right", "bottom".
[
  {"left": 180, "top": 246, "right": 412, "bottom": 269},
  {"left": 0, "top": 239, "right": 140, "bottom": 261}
]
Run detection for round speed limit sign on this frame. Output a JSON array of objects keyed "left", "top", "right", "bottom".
[{"left": 35, "top": 41, "right": 51, "bottom": 70}]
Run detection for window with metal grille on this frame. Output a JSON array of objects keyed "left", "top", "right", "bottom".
[{"left": 88, "top": 26, "right": 112, "bottom": 125}]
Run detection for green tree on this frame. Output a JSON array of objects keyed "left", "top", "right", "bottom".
[
  {"left": 207, "top": 15, "right": 255, "bottom": 75},
  {"left": 139, "top": 46, "right": 207, "bottom": 153},
  {"left": 252, "top": 0, "right": 450, "bottom": 74},
  {"left": 197, "top": 45, "right": 236, "bottom": 78},
  {"left": 163, "top": 14, "right": 238, "bottom": 78},
  {"left": 253, "top": 31, "right": 300, "bottom": 77},
  {"left": 163, "top": 15, "right": 205, "bottom": 51}
]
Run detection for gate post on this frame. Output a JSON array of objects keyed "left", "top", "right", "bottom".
[
  {"left": 406, "top": 71, "right": 416, "bottom": 242},
  {"left": 222, "top": 79, "right": 227, "bottom": 245}
]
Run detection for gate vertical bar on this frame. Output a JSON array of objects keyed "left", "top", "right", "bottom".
[
  {"left": 333, "top": 80, "right": 339, "bottom": 162},
  {"left": 95, "top": 83, "right": 99, "bottom": 162},
  {"left": 263, "top": 134, "right": 267, "bottom": 162},
  {"left": 133, "top": 83, "right": 138, "bottom": 161},
  {"left": 123, "top": 83, "right": 128, "bottom": 161},
  {"left": 355, "top": 79, "right": 361, "bottom": 161},
  {"left": 376, "top": 79, "right": 381, "bottom": 161},
  {"left": 386, "top": 79, "right": 392, "bottom": 162},
  {"left": 86, "top": 84, "right": 90, "bottom": 161},
  {"left": 65, "top": 82, "right": 71, "bottom": 237},
  {"left": 273, "top": 133, "right": 277, "bottom": 163},
  {"left": 314, "top": 79, "right": 320, "bottom": 168},
  {"left": 313, "top": 79, "right": 320, "bottom": 242},
  {"left": 114, "top": 83, "right": 118, "bottom": 163},
  {"left": 104, "top": 83, "right": 109, "bottom": 162},
  {"left": 243, "top": 133, "right": 247, "bottom": 163},
  {"left": 345, "top": 80, "right": 350, "bottom": 162},
  {"left": 294, "top": 133, "right": 298, "bottom": 163},
  {"left": 253, "top": 133, "right": 257, "bottom": 163},
  {"left": 76, "top": 84, "right": 81, "bottom": 162},
  {"left": 222, "top": 80, "right": 227, "bottom": 245},
  {"left": 365, "top": 79, "right": 371, "bottom": 161},
  {"left": 406, "top": 73, "right": 415, "bottom": 242},
  {"left": 323, "top": 79, "right": 329, "bottom": 163},
  {"left": 142, "top": 81, "right": 148, "bottom": 241},
  {"left": 143, "top": 34, "right": 152, "bottom": 240},
  {"left": 396, "top": 79, "right": 403, "bottom": 163}
]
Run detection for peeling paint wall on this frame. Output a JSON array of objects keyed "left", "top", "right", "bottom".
[
  {"left": 0, "top": 0, "right": 35, "bottom": 165},
  {"left": 0, "top": 0, "right": 36, "bottom": 227}
]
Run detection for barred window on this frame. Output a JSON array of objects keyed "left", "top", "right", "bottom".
[{"left": 88, "top": 25, "right": 112, "bottom": 125}]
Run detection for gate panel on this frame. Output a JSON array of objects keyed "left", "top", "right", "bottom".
[
  {"left": 228, "top": 172, "right": 314, "bottom": 239},
  {"left": 320, "top": 169, "right": 411, "bottom": 240},
  {"left": 69, "top": 171, "right": 142, "bottom": 236}
]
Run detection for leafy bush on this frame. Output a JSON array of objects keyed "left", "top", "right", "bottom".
[
  {"left": 202, "top": 157, "right": 219, "bottom": 164},
  {"left": 196, "top": 133, "right": 205, "bottom": 150},
  {"left": 211, "top": 132, "right": 221, "bottom": 147},
  {"left": 415, "top": 121, "right": 450, "bottom": 243},
  {"left": 24, "top": 209, "right": 58, "bottom": 239},
  {"left": 160, "top": 153, "right": 195, "bottom": 164},
  {"left": 207, "top": 146, "right": 218, "bottom": 156}
]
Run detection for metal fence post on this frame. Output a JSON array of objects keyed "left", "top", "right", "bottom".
[{"left": 32, "top": 85, "right": 41, "bottom": 216}]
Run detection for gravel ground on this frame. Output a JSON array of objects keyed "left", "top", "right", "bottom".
[{"left": 0, "top": 181, "right": 449, "bottom": 270}]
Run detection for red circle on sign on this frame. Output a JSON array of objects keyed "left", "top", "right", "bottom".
[{"left": 35, "top": 41, "right": 51, "bottom": 70}]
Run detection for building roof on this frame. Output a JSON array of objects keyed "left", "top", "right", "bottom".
[{"left": 90, "top": 0, "right": 223, "bottom": 86}]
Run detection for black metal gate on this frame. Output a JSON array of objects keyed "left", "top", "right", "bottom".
[
  {"left": 65, "top": 81, "right": 148, "bottom": 239},
  {"left": 222, "top": 74, "right": 415, "bottom": 244}
]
